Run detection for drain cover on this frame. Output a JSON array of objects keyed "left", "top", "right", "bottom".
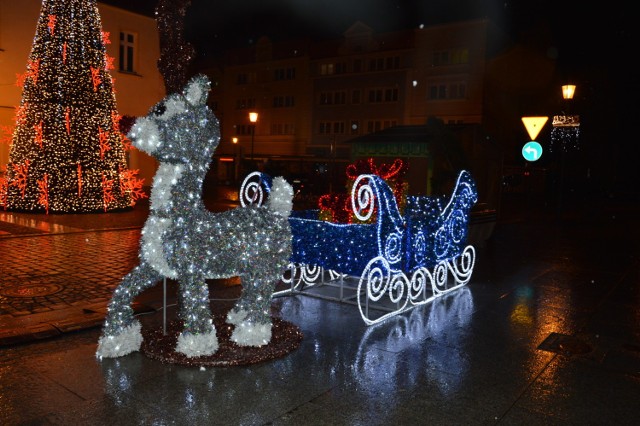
[
  {"left": 538, "top": 332, "right": 592, "bottom": 356},
  {"left": 0, "top": 284, "right": 64, "bottom": 298}
]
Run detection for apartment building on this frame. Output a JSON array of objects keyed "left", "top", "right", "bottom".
[
  {"left": 206, "top": 19, "right": 512, "bottom": 199},
  {"left": 0, "top": 0, "right": 164, "bottom": 184}
]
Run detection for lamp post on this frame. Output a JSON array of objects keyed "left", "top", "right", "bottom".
[
  {"left": 232, "top": 137, "right": 238, "bottom": 182},
  {"left": 249, "top": 111, "right": 258, "bottom": 162},
  {"left": 555, "top": 84, "right": 577, "bottom": 219}
]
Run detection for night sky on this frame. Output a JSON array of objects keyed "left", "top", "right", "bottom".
[
  {"left": 98, "top": 0, "right": 633, "bottom": 75},
  {"left": 98, "top": 1, "right": 611, "bottom": 59}
]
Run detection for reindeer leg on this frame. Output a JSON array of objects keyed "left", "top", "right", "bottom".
[
  {"left": 230, "top": 274, "right": 275, "bottom": 347},
  {"left": 97, "top": 262, "right": 161, "bottom": 358},
  {"left": 226, "top": 273, "right": 258, "bottom": 325},
  {"left": 175, "top": 274, "right": 218, "bottom": 357}
]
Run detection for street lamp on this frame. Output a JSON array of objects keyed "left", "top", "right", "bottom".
[
  {"left": 562, "top": 84, "right": 576, "bottom": 100},
  {"left": 552, "top": 84, "right": 579, "bottom": 219},
  {"left": 249, "top": 112, "right": 258, "bottom": 162}
]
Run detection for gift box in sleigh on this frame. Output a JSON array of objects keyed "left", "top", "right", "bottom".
[{"left": 239, "top": 170, "right": 478, "bottom": 325}]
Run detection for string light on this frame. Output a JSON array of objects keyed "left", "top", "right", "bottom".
[
  {"left": 3, "top": 0, "right": 145, "bottom": 213},
  {"left": 550, "top": 126, "right": 580, "bottom": 152},
  {"left": 246, "top": 169, "right": 478, "bottom": 325},
  {"left": 97, "top": 75, "right": 294, "bottom": 359}
]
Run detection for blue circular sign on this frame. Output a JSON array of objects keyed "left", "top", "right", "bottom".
[{"left": 522, "top": 141, "right": 542, "bottom": 162}]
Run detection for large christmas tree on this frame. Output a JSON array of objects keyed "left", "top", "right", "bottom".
[{"left": 3, "top": 0, "right": 145, "bottom": 213}]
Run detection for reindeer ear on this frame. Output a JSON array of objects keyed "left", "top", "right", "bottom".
[{"left": 184, "top": 74, "right": 210, "bottom": 106}]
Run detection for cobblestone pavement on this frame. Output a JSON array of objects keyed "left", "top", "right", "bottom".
[
  {"left": 0, "top": 190, "right": 241, "bottom": 345},
  {"left": 0, "top": 229, "right": 140, "bottom": 317}
]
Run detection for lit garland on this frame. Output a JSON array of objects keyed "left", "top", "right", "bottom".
[
  {"left": 244, "top": 169, "right": 478, "bottom": 325},
  {"left": 97, "top": 75, "right": 294, "bottom": 359},
  {"left": 37, "top": 173, "right": 49, "bottom": 213},
  {"left": 550, "top": 126, "right": 580, "bottom": 152},
  {"left": 0, "top": 171, "right": 7, "bottom": 208},
  {"left": 4, "top": 0, "right": 143, "bottom": 213}
]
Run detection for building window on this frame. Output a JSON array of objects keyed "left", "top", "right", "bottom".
[
  {"left": 368, "top": 56, "right": 400, "bottom": 72},
  {"left": 319, "top": 63, "right": 334, "bottom": 75},
  {"left": 235, "top": 124, "right": 251, "bottom": 135},
  {"left": 369, "top": 58, "right": 384, "bottom": 71},
  {"left": 368, "top": 89, "right": 382, "bottom": 103},
  {"left": 351, "top": 90, "right": 361, "bottom": 104},
  {"left": 119, "top": 31, "right": 136, "bottom": 73},
  {"left": 433, "top": 49, "right": 469, "bottom": 66},
  {"left": 274, "top": 67, "right": 296, "bottom": 80},
  {"left": 451, "top": 48, "right": 469, "bottom": 64},
  {"left": 353, "top": 59, "right": 362, "bottom": 72},
  {"left": 384, "top": 88, "right": 398, "bottom": 102},
  {"left": 368, "top": 87, "right": 397, "bottom": 103},
  {"left": 366, "top": 120, "right": 396, "bottom": 133},
  {"left": 428, "top": 82, "right": 467, "bottom": 100},
  {"left": 235, "top": 98, "right": 256, "bottom": 109},
  {"left": 450, "top": 83, "right": 466, "bottom": 99},
  {"left": 273, "top": 95, "right": 295, "bottom": 108},
  {"left": 271, "top": 123, "right": 295, "bottom": 135},
  {"left": 319, "top": 91, "right": 346, "bottom": 105},
  {"left": 438, "top": 85, "right": 447, "bottom": 99},
  {"left": 318, "top": 121, "right": 345, "bottom": 134},
  {"left": 319, "top": 122, "right": 330, "bottom": 134}
]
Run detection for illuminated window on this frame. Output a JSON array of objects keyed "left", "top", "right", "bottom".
[{"left": 320, "top": 63, "right": 334, "bottom": 75}]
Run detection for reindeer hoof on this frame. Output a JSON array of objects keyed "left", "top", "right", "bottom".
[
  {"left": 96, "top": 320, "right": 142, "bottom": 358},
  {"left": 226, "top": 308, "right": 248, "bottom": 325},
  {"left": 176, "top": 327, "right": 219, "bottom": 357},
  {"left": 231, "top": 321, "right": 272, "bottom": 347}
]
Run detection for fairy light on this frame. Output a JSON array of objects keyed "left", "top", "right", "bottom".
[
  {"left": 97, "top": 75, "right": 294, "bottom": 359},
  {"left": 4, "top": 0, "right": 144, "bottom": 213},
  {"left": 248, "top": 169, "right": 478, "bottom": 325}
]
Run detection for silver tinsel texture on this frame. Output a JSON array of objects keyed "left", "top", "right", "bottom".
[{"left": 96, "top": 75, "right": 293, "bottom": 359}]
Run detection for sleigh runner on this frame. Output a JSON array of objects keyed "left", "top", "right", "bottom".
[{"left": 240, "top": 169, "right": 478, "bottom": 325}]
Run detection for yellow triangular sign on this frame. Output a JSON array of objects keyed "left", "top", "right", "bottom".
[{"left": 521, "top": 117, "right": 548, "bottom": 140}]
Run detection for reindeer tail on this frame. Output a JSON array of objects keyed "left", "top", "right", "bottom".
[{"left": 267, "top": 176, "right": 294, "bottom": 218}]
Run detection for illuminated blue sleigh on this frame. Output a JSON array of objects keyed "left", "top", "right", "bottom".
[{"left": 240, "top": 170, "right": 478, "bottom": 325}]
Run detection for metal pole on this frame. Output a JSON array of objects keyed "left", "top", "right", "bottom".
[
  {"left": 251, "top": 125, "right": 255, "bottom": 162},
  {"left": 163, "top": 277, "right": 167, "bottom": 335}
]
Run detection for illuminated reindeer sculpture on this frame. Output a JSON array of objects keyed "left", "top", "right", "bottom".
[{"left": 96, "top": 75, "right": 293, "bottom": 358}]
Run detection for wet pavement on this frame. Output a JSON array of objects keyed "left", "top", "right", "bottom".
[{"left": 0, "top": 190, "right": 639, "bottom": 425}]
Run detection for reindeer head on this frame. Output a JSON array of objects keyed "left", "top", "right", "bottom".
[{"left": 128, "top": 74, "right": 220, "bottom": 167}]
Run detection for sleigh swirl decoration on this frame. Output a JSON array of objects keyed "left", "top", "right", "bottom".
[{"left": 243, "top": 168, "right": 478, "bottom": 325}]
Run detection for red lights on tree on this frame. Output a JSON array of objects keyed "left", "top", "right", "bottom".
[{"left": 4, "top": 0, "right": 144, "bottom": 213}]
